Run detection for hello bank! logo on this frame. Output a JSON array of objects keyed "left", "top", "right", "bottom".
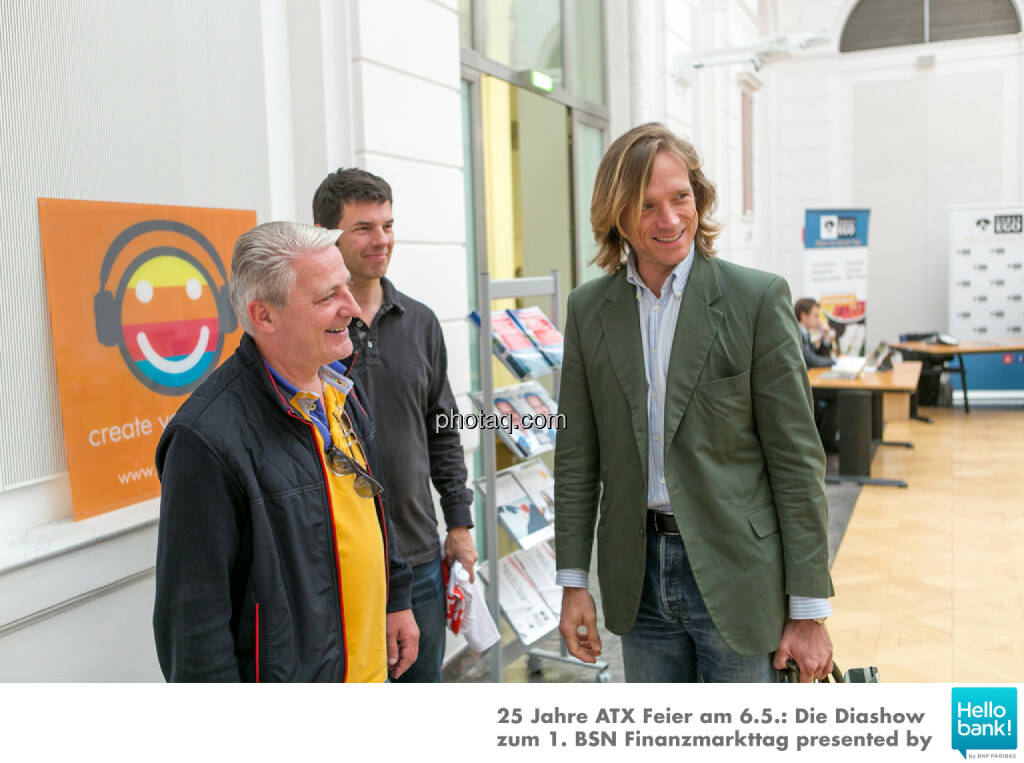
[
  {"left": 952, "top": 687, "right": 1017, "bottom": 758},
  {"left": 94, "top": 220, "right": 237, "bottom": 395}
]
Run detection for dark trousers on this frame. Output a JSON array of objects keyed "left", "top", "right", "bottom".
[
  {"left": 391, "top": 558, "right": 445, "bottom": 683},
  {"left": 813, "top": 390, "right": 838, "bottom": 453},
  {"left": 620, "top": 530, "right": 773, "bottom": 682}
]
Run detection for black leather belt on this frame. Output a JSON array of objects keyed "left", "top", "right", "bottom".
[{"left": 647, "top": 511, "right": 680, "bottom": 535}]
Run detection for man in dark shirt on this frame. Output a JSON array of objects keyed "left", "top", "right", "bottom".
[
  {"left": 313, "top": 168, "right": 477, "bottom": 682},
  {"left": 795, "top": 297, "right": 837, "bottom": 451}
]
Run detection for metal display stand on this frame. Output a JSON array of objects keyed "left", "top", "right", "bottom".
[{"left": 476, "top": 269, "right": 610, "bottom": 683}]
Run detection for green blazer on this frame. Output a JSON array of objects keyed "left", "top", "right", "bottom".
[{"left": 553, "top": 253, "right": 833, "bottom": 656}]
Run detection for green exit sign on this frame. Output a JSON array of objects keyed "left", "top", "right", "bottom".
[{"left": 530, "top": 70, "right": 554, "bottom": 92}]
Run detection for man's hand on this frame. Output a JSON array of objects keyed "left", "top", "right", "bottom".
[
  {"left": 444, "top": 526, "right": 478, "bottom": 582},
  {"left": 386, "top": 608, "right": 419, "bottom": 680},
  {"left": 772, "top": 619, "right": 833, "bottom": 682},
  {"left": 821, "top": 323, "right": 836, "bottom": 347},
  {"left": 559, "top": 587, "right": 602, "bottom": 663}
]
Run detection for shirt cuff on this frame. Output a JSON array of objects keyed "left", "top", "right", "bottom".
[
  {"left": 441, "top": 501, "right": 475, "bottom": 531},
  {"left": 555, "top": 568, "right": 589, "bottom": 589},
  {"left": 789, "top": 595, "right": 832, "bottom": 619}
]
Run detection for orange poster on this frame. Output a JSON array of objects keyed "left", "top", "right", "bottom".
[{"left": 37, "top": 199, "right": 256, "bottom": 520}]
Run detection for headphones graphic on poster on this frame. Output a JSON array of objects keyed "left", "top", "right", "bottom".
[{"left": 93, "top": 219, "right": 238, "bottom": 395}]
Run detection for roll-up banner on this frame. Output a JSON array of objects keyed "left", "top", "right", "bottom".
[
  {"left": 948, "top": 204, "right": 1024, "bottom": 392},
  {"left": 803, "top": 209, "right": 870, "bottom": 356}
]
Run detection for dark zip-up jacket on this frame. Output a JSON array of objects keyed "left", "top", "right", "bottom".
[{"left": 153, "top": 333, "right": 412, "bottom": 682}]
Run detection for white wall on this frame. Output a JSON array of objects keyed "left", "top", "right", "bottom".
[
  {"left": 605, "top": 0, "right": 633, "bottom": 142},
  {"left": 650, "top": 0, "right": 1023, "bottom": 337},
  {"left": 351, "top": 0, "right": 469, "bottom": 392},
  {"left": 770, "top": 0, "right": 1023, "bottom": 346},
  {"left": 0, "top": 0, "right": 278, "bottom": 681},
  {"left": 630, "top": 1, "right": 769, "bottom": 270}
]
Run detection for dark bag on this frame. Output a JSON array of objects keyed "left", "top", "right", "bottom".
[{"left": 777, "top": 659, "right": 879, "bottom": 683}]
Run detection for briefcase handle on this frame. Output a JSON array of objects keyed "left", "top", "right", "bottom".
[{"left": 777, "top": 658, "right": 845, "bottom": 683}]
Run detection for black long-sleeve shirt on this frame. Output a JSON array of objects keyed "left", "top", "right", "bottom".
[{"left": 347, "top": 278, "right": 474, "bottom": 567}]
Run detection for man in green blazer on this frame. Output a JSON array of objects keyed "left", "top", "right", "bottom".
[{"left": 554, "top": 123, "right": 834, "bottom": 682}]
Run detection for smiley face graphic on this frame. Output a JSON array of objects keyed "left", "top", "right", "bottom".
[
  {"left": 94, "top": 220, "right": 237, "bottom": 395},
  {"left": 119, "top": 253, "right": 221, "bottom": 389}
]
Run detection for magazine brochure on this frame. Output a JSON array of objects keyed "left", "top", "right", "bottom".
[
  {"left": 470, "top": 381, "right": 557, "bottom": 458},
  {"left": 507, "top": 306, "right": 564, "bottom": 367},
  {"left": 476, "top": 471, "right": 553, "bottom": 549},
  {"left": 468, "top": 309, "right": 549, "bottom": 379},
  {"left": 477, "top": 542, "right": 560, "bottom": 644},
  {"left": 494, "top": 392, "right": 546, "bottom": 456},
  {"left": 494, "top": 553, "right": 558, "bottom": 644},
  {"left": 512, "top": 543, "right": 560, "bottom": 615},
  {"left": 506, "top": 380, "right": 559, "bottom": 448},
  {"left": 510, "top": 459, "right": 555, "bottom": 523}
]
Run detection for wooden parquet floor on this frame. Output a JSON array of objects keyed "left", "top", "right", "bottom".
[{"left": 828, "top": 406, "right": 1024, "bottom": 682}]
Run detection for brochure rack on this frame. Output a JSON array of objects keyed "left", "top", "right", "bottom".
[{"left": 475, "top": 270, "right": 611, "bottom": 683}]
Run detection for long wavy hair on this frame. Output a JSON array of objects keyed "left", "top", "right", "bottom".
[{"left": 590, "top": 122, "right": 722, "bottom": 273}]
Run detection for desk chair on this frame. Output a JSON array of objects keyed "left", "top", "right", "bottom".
[{"left": 898, "top": 331, "right": 969, "bottom": 415}]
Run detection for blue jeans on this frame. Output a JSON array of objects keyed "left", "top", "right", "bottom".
[
  {"left": 620, "top": 529, "right": 773, "bottom": 682},
  {"left": 392, "top": 558, "right": 445, "bottom": 683}
]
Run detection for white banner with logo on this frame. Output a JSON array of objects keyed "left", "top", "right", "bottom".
[
  {"left": 948, "top": 204, "right": 1024, "bottom": 392},
  {"left": 948, "top": 204, "right": 1024, "bottom": 340}
]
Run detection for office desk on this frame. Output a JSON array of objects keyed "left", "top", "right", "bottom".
[
  {"left": 809, "top": 361, "right": 922, "bottom": 488},
  {"left": 889, "top": 339, "right": 1024, "bottom": 414}
]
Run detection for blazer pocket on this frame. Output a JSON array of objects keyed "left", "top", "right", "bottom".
[
  {"left": 689, "top": 371, "right": 754, "bottom": 450},
  {"left": 694, "top": 369, "right": 750, "bottom": 395},
  {"left": 747, "top": 504, "right": 779, "bottom": 538}
]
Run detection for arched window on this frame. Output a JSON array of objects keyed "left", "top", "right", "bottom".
[{"left": 840, "top": 0, "right": 1021, "bottom": 52}]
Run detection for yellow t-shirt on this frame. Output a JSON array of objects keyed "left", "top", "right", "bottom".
[{"left": 288, "top": 376, "right": 387, "bottom": 682}]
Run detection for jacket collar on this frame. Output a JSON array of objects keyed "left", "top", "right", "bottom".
[
  {"left": 597, "top": 253, "right": 724, "bottom": 464},
  {"left": 237, "top": 331, "right": 374, "bottom": 432},
  {"left": 663, "top": 252, "right": 723, "bottom": 448},
  {"left": 236, "top": 333, "right": 296, "bottom": 415},
  {"left": 598, "top": 268, "right": 649, "bottom": 469}
]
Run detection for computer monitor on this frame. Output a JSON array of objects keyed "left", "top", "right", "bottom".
[{"left": 864, "top": 341, "right": 895, "bottom": 372}]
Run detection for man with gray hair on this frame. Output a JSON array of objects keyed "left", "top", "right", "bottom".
[{"left": 153, "top": 221, "right": 416, "bottom": 682}]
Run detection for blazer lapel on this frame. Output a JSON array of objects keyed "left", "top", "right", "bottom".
[
  {"left": 664, "top": 253, "right": 723, "bottom": 447},
  {"left": 598, "top": 271, "right": 649, "bottom": 469}
]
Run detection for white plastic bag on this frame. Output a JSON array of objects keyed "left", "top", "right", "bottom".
[{"left": 444, "top": 560, "right": 500, "bottom": 653}]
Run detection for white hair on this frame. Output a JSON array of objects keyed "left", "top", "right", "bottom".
[{"left": 228, "top": 221, "right": 342, "bottom": 334}]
